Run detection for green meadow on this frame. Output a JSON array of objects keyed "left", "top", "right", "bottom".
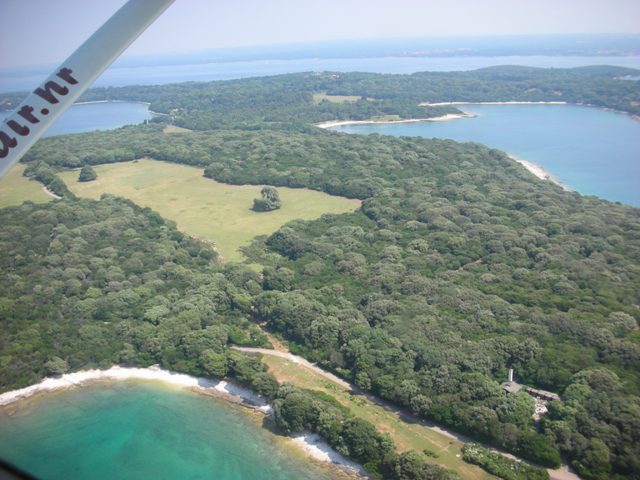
[
  {"left": 312, "top": 92, "right": 363, "bottom": 104},
  {"left": 59, "top": 159, "right": 360, "bottom": 262},
  {"left": 260, "top": 354, "right": 491, "bottom": 480},
  {"left": 0, "top": 164, "right": 51, "bottom": 208}
]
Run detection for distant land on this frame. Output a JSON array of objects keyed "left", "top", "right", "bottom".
[
  {"left": 0, "top": 37, "right": 639, "bottom": 480},
  {"left": 73, "top": 33, "right": 640, "bottom": 68},
  {"left": 1, "top": 34, "right": 640, "bottom": 93}
]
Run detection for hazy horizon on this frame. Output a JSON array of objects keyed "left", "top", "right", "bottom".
[
  {"left": 1, "top": 0, "right": 640, "bottom": 69},
  {"left": 1, "top": 33, "right": 639, "bottom": 74}
]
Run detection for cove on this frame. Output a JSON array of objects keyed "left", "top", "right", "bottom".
[
  {"left": 330, "top": 104, "right": 640, "bottom": 207},
  {"left": 0, "top": 381, "right": 334, "bottom": 480},
  {"left": 0, "top": 101, "right": 153, "bottom": 137}
]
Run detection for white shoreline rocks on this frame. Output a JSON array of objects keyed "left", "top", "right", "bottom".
[{"left": 291, "top": 433, "right": 365, "bottom": 474}]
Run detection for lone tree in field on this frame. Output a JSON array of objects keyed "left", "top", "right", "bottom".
[
  {"left": 78, "top": 165, "right": 97, "bottom": 182},
  {"left": 252, "top": 186, "right": 282, "bottom": 212}
]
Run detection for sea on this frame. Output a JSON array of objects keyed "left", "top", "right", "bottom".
[
  {"left": 0, "top": 52, "right": 638, "bottom": 477},
  {"left": 3, "top": 100, "right": 635, "bottom": 206},
  {"left": 0, "top": 102, "right": 153, "bottom": 138},
  {"left": 330, "top": 104, "right": 640, "bottom": 207},
  {"left": 1, "top": 55, "right": 640, "bottom": 93},
  {"left": 0, "top": 382, "right": 334, "bottom": 480}
]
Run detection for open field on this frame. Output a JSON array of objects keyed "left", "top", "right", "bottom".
[
  {"left": 0, "top": 164, "right": 52, "bottom": 208},
  {"left": 163, "top": 124, "right": 192, "bottom": 133},
  {"left": 312, "top": 92, "right": 363, "bottom": 104},
  {"left": 259, "top": 354, "right": 491, "bottom": 480},
  {"left": 59, "top": 159, "right": 360, "bottom": 262}
]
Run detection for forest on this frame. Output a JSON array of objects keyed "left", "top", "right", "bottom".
[{"left": 2, "top": 66, "right": 640, "bottom": 479}]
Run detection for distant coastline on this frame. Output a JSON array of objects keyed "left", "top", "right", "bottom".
[
  {"left": 420, "top": 100, "right": 640, "bottom": 122},
  {"left": 315, "top": 112, "right": 474, "bottom": 129},
  {"left": 319, "top": 109, "right": 570, "bottom": 191},
  {"left": 72, "top": 100, "right": 167, "bottom": 117},
  {"left": 0, "top": 100, "right": 165, "bottom": 117},
  {"left": 73, "top": 100, "right": 150, "bottom": 106},
  {"left": 420, "top": 101, "right": 568, "bottom": 106}
]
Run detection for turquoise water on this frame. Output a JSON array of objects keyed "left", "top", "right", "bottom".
[
  {"left": 331, "top": 104, "right": 640, "bottom": 207},
  {"left": 0, "top": 382, "right": 333, "bottom": 480},
  {"left": 0, "top": 102, "right": 152, "bottom": 137}
]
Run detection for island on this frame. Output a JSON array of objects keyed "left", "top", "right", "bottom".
[{"left": 1, "top": 65, "right": 639, "bottom": 480}]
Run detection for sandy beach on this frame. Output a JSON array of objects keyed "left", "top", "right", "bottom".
[
  {"left": 419, "top": 101, "right": 568, "bottom": 107},
  {"left": 73, "top": 100, "right": 151, "bottom": 107},
  {"left": 314, "top": 109, "right": 570, "bottom": 192},
  {"left": 0, "top": 366, "right": 365, "bottom": 474},
  {"left": 508, "top": 154, "right": 569, "bottom": 190},
  {"left": 0, "top": 366, "right": 272, "bottom": 409},
  {"left": 291, "top": 433, "right": 365, "bottom": 474},
  {"left": 315, "top": 112, "right": 473, "bottom": 129}
]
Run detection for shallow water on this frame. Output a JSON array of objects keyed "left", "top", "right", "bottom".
[
  {"left": 330, "top": 104, "right": 640, "bottom": 206},
  {"left": 0, "top": 381, "right": 334, "bottom": 480}
]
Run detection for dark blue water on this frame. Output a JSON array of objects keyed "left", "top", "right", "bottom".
[
  {"left": 0, "top": 102, "right": 152, "bottom": 137},
  {"left": 2, "top": 55, "right": 639, "bottom": 92},
  {"left": 331, "top": 104, "right": 640, "bottom": 206}
]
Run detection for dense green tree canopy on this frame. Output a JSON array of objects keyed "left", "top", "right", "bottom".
[
  {"left": 3, "top": 65, "right": 640, "bottom": 479},
  {"left": 0, "top": 197, "right": 272, "bottom": 391}
]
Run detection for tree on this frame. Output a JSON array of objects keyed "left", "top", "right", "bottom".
[
  {"left": 199, "top": 350, "right": 228, "bottom": 378},
  {"left": 44, "top": 356, "right": 68, "bottom": 376},
  {"left": 342, "top": 417, "right": 392, "bottom": 463},
  {"left": 389, "top": 451, "right": 458, "bottom": 480},
  {"left": 252, "top": 186, "right": 281, "bottom": 212},
  {"left": 78, "top": 165, "right": 97, "bottom": 182}
]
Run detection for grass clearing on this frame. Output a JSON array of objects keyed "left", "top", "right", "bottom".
[
  {"left": 163, "top": 125, "right": 192, "bottom": 133},
  {"left": 0, "top": 163, "right": 51, "bottom": 208},
  {"left": 371, "top": 114, "right": 403, "bottom": 121},
  {"left": 59, "top": 159, "right": 360, "bottom": 262},
  {"left": 313, "top": 92, "right": 363, "bottom": 104},
  {"left": 260, "top": 355, "right": 491, "bottom": 480}
]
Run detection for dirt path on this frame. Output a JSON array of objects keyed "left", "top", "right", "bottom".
[
  {"left": 231, "top": 346, "right": 352, "bottom": 390},
  {"left": 42, "top": 186, "right": 62, "bottom": 200},
  {"left": 232, "top": 345, "right": 581, "bottom": 480}
]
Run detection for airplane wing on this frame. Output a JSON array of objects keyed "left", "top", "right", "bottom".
[{"left": 0, "top": 0, "right": 175, "bottom": 178}]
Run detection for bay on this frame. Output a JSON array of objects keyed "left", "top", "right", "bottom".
[
  {"left": 0, "top": 382, "right": 334, "bottom": 480},
  {"left": 0, "top": 102, "right": 153, "bottom": 137},
  {"left": 330, "top": 104, "right": 640, "bottom": 207}
]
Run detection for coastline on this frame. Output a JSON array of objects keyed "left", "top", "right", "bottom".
[
  {"left": 73, "top": 99, "right": 150, "bottom": 107},
  {"left": 0, "top": 365, "right": 271, "bottom": 410},
  {"left": 0, "top": 366, "right": 364, "bottom": 476},
  {"left": 291, "top": 433, "right": 364, "bottom": 473},
  {"left": 508, "top": 154, "right": 570, "bottom": 191},
  {"left": 72, "top": 100, "right": 168, "bottom": 117},
  {"left": 420, "top": 101, "right": 568, "bottom": 106},
  {"left": 315, "top": 112, "right": 569, "bottom": 191},
  {"left": 315, "top": 112, "right": 474, "bottom": 129},
  {"left": 419, "top": 100, "right": 640, "bottom": 122}
]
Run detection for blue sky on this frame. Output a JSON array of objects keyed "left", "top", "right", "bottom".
[{"left": 1, "top": 0, "right": 639, "bottom": 68}]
